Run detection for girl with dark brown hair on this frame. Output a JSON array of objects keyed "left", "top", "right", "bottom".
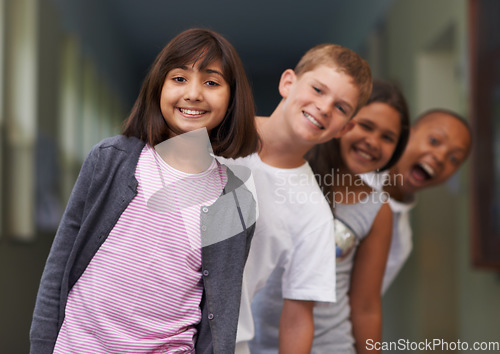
[{"left": 31, "top": 28, "right": 258, "bottom": 354}]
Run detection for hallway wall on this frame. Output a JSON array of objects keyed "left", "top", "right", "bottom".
[{"left": 0, "top": 0, "right": 131, "bottom": 351}]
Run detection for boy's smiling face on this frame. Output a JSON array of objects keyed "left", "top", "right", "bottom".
[
  {"left": 393, "top": 112, "right": 471, "bottom": 195},
  {"left": 278, "top": 64, "right": 360, "bottom": 147}
]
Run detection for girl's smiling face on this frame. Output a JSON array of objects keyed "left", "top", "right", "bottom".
[
  {"left": 160, "top": 59, "right": 230, "bottom": 138},
  {"left": 340, "top": 102, "right": 401, "bottom": 174}
]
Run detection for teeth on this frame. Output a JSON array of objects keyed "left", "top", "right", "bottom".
[
  {"left": 357, "top": 150, "right": 373, "bottom": 160},
  {"left": 303, "top": 112, "right": 324, "bottom": 129},
  {"left": 419, "top": 162, "right": 435, "bottom": 177},
  {"left": 180, "top": 108, "right": 206, "bottom": 115}
]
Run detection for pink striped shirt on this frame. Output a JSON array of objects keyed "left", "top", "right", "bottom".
[{"left": 54, "top": 145, "right": 227, "bottom": 353}]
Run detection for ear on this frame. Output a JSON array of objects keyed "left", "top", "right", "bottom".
[
  {"left": 278, "top": 69, "right": 296, "bottom": 99},
  {"left": 333, "top": 120, "right": 355, "bottom": 138}
]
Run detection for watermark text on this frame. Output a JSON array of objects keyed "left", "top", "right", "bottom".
[{"left": 366, "top": 338, "right": 500, "bottom": 351}]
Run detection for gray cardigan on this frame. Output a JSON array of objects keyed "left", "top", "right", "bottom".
[{"left": 30, "top": 135, "right": 256, "bottom": 354}]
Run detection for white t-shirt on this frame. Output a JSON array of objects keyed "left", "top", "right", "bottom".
[
  {"left": 361, "top": 172, "right": 417, "bottom": 293},
  {"left": 219, "top": 153, "right": 336, "bottom": 354}
]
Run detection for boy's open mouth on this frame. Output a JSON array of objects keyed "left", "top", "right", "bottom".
[
  {"left": 303, "top": 111, "right": 324, "bottom": 130},
  {"left": 411, "top": 162, "right": 435, "bottom": 181}
]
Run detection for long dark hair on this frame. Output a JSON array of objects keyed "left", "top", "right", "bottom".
[
  {"left": 122, "top": 28, "right": 259, "bottom": 158},
  {"left": 306, "top": 79, "right": 410, "bottom": 201}
]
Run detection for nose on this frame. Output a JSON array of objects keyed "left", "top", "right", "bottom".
[
  {"left": 364, "top": 132, "right": 380, "bottom": 152},
  {"left": 184, "top": 81, "right": 203, "bottom": 101},
  {"left": 315, "top": 97, "right": 332, "bottom": 118},
  {"left": 432, "top": 146, "right": 447, "bottom": 166}
]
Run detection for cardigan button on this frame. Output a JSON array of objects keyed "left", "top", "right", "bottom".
[
  {"left": 201, "top": 225, "right": 207, "bottom": 231},
  {"left": 202, "top": 207, "right": 209, "bottom": 213},
  {"left": 203, "top": 270, "right": 209, "bottom": 277},
  {"left": 208, "top": 313, "right": 214, "bottom": 320}
]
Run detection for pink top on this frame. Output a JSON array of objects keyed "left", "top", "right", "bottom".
[{"left": 54, "top": 145, "right": 227, "bottom": 353}]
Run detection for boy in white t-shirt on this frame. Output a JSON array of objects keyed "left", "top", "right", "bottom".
[{"left": 223, "top": 43, "right": 372, "bottom": 353}]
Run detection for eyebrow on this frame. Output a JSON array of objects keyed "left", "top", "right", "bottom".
[
  {"left": 358, "top": 118, "right": 399, "bottom": 138},
  {"left": 432, "top": 128, "right": 469, "bottom": 153},
  {"left": 383, "top": 129, "right": 399, "bottom": 138},
  {"left": 435, "top": 127, "right": 448, "bottom": 137},
  {"left": 325, "top": 83, "right": 354, "bottom": 109},
  {"left": 381, "top": 124, "right": 399, "bottom": 136},
  {"left": 205, "top": 68, "right": 225, "bottom": 77},
  {"left": 311, "top": 78, "right": 355, "bottom": 113},
  {"left": 176, "top": 65, "right": 224, "bottom": 78},
  {"left": 451, "top": 146, "right": 469, "bottom": 154}
]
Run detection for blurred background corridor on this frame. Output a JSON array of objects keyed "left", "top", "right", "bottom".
[{"left": 1, "top": 0, "right": 499, "bottom": 352}]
